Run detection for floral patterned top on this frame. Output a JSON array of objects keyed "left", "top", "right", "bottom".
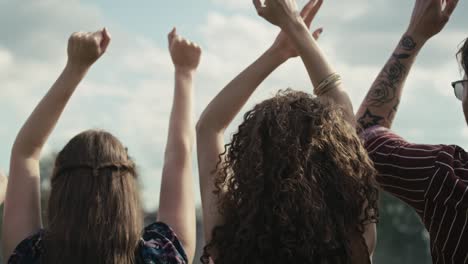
[{"left": 7, "top": 222, "right": 188, "bottom": 264}]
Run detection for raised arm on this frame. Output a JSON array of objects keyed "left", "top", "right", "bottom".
[
  {"left": 157, "top": 28, "right": 201, "bottom": 263},
  {"left": 196, "top": 39, "right": 286, "bottom": 245},
  {"left": 356, "top": 0, "right": 458, "bottom": 130},
  {"left": 255, "top": 0, "right": 354, "bottom": 124},
  {"left": 196, "top": 1, "right": 322, "bottom": 243},
  {"left": 3, "top": 29, "right": 110, "bottom": 258}
]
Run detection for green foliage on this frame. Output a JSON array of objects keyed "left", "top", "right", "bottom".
[{"left": 373, "top": 193, "right": 431, "bottom": 263}]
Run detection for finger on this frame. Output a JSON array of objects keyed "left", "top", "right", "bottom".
[
  {"left": 168, "top": 27, "right": 177, "bottom": 45},
  {"left": 312, "top": 27, "right": 323, "bottom": 40},
  {"left": 70, "top": 31, "right": 85, "bottom": 41},
  {"left": 431, "top": 0, "right": 442, "bottom": 8},
  {"left": 253, "top": 0, "right": 268, "bottom": 17},
  {"left": 443, "top": 0, "right": 459, "bottom": 17},
  {"left": 304, "top": 0, "right": 323, "bottom": 28},
  {"left": 253, "top": 0, "right": 263, "bottom": 10},
  {"left": 100, "top": 27, "right": 111, "bottom": 52},
  {"left": 300, "top": 0, "right": 316, "bottom": 18},
  {"left": 91, "top": 29, "right": 104, "bottom": 45}
]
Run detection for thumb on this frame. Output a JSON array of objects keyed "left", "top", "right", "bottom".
[
  {"left": 312, "top": 27, "right": 323, "bottom": 40},
  {"left": 168, "top": 27, "right": 177, "bottom": 46},
  {"left": 443, "top": 0, "right": 459, "bottom": 18},
  {"left": 100, "top": 27, "right": 111, "bottom": 53}
]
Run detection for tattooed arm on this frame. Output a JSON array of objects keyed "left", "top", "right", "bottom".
[
  {"left": 356, "top": 35, "right": 420, "bottom": 129},
  {"left": 356, "top": 0, "right": 459, "bottom": 130}
]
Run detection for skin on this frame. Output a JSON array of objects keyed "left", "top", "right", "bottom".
[
  {"left": 255, "top": 0, "right": 354, "bottom": 123},
  {"left": 2, "top": 28, "right": 111, "bottom": 259},
  {"left": 356, "top": 0, "right": 459, "bottom": 130},
  {"left": 0, "top": 171, "right": 7, "bottom": 205},
  {"left": 157, "top": 28, "right": 201, "bottom": 263},
  {"left": 462, "top": 74, "right": 468, "bottom": 124},
  {"left": 197, "top": 0, "right": 375, "bottom": 259}
]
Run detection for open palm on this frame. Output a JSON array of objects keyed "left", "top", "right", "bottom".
[{"left": 267, "top": 0, "right": 324, "bottom": 60}]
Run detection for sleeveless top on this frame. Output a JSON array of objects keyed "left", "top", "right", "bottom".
[{"left": 7, "top": 222, "right": 187, "bottom": 264}]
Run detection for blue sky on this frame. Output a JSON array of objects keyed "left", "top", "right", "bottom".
[{"left": 1, "top": 0, "right": 468, "bottom": 210}]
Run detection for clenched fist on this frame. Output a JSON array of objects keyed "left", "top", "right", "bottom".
[
  {"left": 67, "top": 28, "right": 111, "bottom": 68},
  {"left": 168, "top": 28, "right": 202, "bottom": 72}
]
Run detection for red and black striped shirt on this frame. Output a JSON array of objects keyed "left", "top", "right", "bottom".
[{"left": 361, "top": 126, "right": 468, "bottom": 264}]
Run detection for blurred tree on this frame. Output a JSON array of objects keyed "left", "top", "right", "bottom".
[{"left": 374, "top": 193, "right": 431, "bottom": 263}]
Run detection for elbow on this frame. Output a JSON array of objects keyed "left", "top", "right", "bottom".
[
  {"left": 196, "top": 116, "right": 225, "bottom": 137},
  {"left": 11, "top": 141, "right": 40, "bottom": 161},
  {"left": 164, "top": 138, "right": 194, "bottom": 162},
  {"left": 195, "top": 115, "right": 209, "bottom": 134}
]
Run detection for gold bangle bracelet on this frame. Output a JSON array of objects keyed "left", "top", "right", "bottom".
[
  {"left": 317, "top": 79, "right": 342, "bottom": 96},
  {"left": 314, "top": 73, "right": 341, "bottom": 96}
]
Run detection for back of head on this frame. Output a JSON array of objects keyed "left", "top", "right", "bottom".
[
  {"left": 203, "top": 90, "right": 379, "bottom": 264},
  {"left": 43, "top": 130, "right": 143, "bottom": 264}
]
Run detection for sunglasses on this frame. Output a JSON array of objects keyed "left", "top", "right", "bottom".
[{"left": 451, "top": 80, "right": 468, "bottom": 101}]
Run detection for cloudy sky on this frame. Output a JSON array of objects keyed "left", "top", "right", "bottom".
[{"left": 0, "top": 0, "right": 467, "bottom": 210}]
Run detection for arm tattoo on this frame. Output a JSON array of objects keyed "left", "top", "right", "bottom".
[
  {"left": 401, "top": 36, "right": 417, "bottom": 51},
  {"left": 387, "top": 100, "right": 400, "bottom": 120},
  {"left": 358, "top": 108, "right": 385, "bottom": 131},
  {"left": 367, "top": 53, "right": 410, "bottom": 107},
  {"left": 359, "top": 35, "right": 417, "bottom": 130}
]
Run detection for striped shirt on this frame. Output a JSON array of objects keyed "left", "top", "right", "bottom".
[{"left": 361, "top": 126, "right": 468, "bottom": 264}]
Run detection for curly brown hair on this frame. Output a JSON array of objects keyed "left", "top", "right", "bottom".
[
  {"left": 458, "top": 38, "right": 468, "bottom": 74},
  {"left": 202, "top": 90, "right": 379, "bottom": 264}
]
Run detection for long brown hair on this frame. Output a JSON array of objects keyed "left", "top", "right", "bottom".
[
  {"left": 42, "top": 130, "right": 143, "bottom": 264},
  {"left": 202, "top": 90, "right": 379, "bottom": 264}
]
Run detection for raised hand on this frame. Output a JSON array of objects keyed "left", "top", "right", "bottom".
[
  {"left": 254, "top": 0, "right": 301, "bottom": 28},
  {"left": 407, "top": 0, "right": 459, "bottom": 41},
  {"left": 269, "top": 0, "right": 323, "bottom": 60},
  {"left": 168, "top": 28, "right": 202, "bottom": 72},
  {"left": 67, "top": 28, "right": 111, "bottom": 68}
]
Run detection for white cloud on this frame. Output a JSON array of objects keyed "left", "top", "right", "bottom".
[
  {"left": 210, "top": 0, "right": 252, "bottom": 10},
  {"left": 2, "top": 0, "right": 468, "bottom": 211},
  {"left": 0, "top": 47, "right": 13, "bottom": 71},
  {"left": 209, "top": 0, "right": 371, "bottom": 21}
]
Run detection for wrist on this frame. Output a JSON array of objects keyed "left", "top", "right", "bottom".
[
  {"left": 265, "top": 46, "right": 290, "bottom": 64},
  {"left": 262, "top": 47, "right": 291, "bottom": 67},
  {"left": 65, "top": 61, "right": 91, "bottom": 76},
  {"left": 175, "top": 67, "right": 196, "bottom": 77},
  {"left": 403, "top": 30, "right": 429, "bottom": 47},
  {"left": 281, "top": 15, "right": 307, "bottom": 35}
]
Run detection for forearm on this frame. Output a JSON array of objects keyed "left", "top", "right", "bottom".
[
  {"left": 159, "top": 68, "right": 197, "bottom": 262},
  {"left": 12, "top": 64, "right": 88, "bottom": 160},
  {"left": 197, "top": 48, "right": 286, "bottom": 134},
  {"left": 164, "top": 69, "right": 195, "bottom": 160},
  {"left": 357, "top": 34, "right": 424, "bottom": 130},
  {"left": 285, "top": 20, "right": 354, "bottom": 123}
]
